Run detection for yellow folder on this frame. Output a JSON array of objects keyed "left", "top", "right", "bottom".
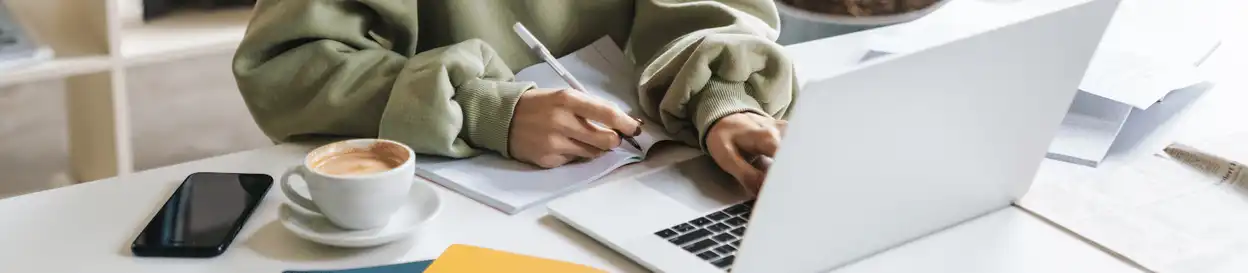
[{"left": 424, "top": 244, "right": 607, "bottom": 273}]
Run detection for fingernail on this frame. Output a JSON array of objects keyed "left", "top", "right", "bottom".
[{"left": 631, "top": 116, "right": 644, "bottom": 136}]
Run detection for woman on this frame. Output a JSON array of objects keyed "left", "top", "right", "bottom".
[{"left": 233, "top": 0, "right": 796, "bottom": 194}]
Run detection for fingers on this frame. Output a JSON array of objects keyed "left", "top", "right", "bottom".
[
  {"left": 708, "top": 135, "right": 764, "bottom": 196},
  {"left": 556, "top": 137, "right": 606, "bottom": 158},
  {"left": 705, "top": 113, "right": 787, "bottom": 196},
  {"left": 774, "top": 119, "right": 789, "bottom": 136},
  {"left": 749, "top": 155, "right": 775, "bottom": 173},
  {"left": 513, "top": 88, "right": 627, "bottom": 169},
  {"left": 734, "top": 128, "right": 782, "bottom": 158},
  {"left": 533, "top": 154, "right": 576, "bottom": 169},
  {"left": 560, "top": 118, "right": 622, "bottom": 150},
  {"left": 534, "top": 136, "right": 604, "bottom": 168},
  {"left": 526, "top": 135, "right": 608, "bottom": 168},
  {"left": 557, "top": 89, "right": 642, "bottom": 136}
]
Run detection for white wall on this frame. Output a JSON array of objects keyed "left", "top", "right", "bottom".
[{"left": 117, "top": 0, "right": 144, "bottom": 27}]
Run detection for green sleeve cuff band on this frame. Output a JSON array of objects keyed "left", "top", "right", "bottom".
[
  {"left": 691, "top": 77, "right": 766, "bottom": 151},
  {"left": 454, "top": 79, "right": 534, "bottom": 158}
]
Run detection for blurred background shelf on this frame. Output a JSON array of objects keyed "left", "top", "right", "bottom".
[
  {"left": 119, "top": 8, "right": 250, "bottom": 66},
  {"left": 0, "top": 55, "right": 112, "bottom": 87},
  {"left": 0, "top": 0, "right": 255, "bottom": 184}
]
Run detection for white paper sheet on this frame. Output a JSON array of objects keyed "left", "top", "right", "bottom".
[
  {"left": 1078, "top": 0, "right": 1220, "bottom": 109},
  {"left": 864, "top": 0, "right": 1219, "bottom": 109},
  {"left": 1080, "top": 49, "right": 1208, "bottom": 110},
  {"left": 512, "top": 36, "right": 672, "bottom": 151},
  {"left": 1046, "top": 110, "right": 1129, "bottom": 166},
  {"left": 1095, "top": 0, "right": 1224, "bottom": 67},
  {"left": 415, "top": 37, "right": 672, "bottom": 214},
  {"left": 1021, "top": 132, "right": 1248, "bottom": 272}
]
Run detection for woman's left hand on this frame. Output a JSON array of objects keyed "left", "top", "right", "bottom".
[{"left": 705, "top": 112, "right": 787, "bottom": 196}]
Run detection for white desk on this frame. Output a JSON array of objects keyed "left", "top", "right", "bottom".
[
  {"left": 0, "top": 144, "right": 690, "bottom": 272},
  {"left": 15, "top": 0, "right": 1243, "bottom": 270},
  {"left": 0, "top": 145, "right": 1141, "bottom": 273},
  {"left": 0, "top": 34, "right": 1142, "bottom": 273},
  {"left": 0, "top": 143, "right": 1143, "bottom": 271}
]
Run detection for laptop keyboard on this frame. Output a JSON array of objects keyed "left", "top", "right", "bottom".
[{"left": 653, "top": 200, "right": 754, "bottom": 271}]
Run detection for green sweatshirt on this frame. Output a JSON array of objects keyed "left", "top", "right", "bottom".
[{"left": 233, "top": 0, "right": 796, "bottom": 158}]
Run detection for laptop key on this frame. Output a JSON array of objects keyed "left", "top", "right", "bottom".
[
  {"left": 668, "top": 229, "right": 712, "bottom": 246},
  {"left": 706, "top": 212, "right": 731, "bottom": 221},
  {"left": 744, "top": 200, "right": 756, "bottom": 207},
  {"left": 711, "top": 255, "right": 736, "bottom": 268},
  {"left": 730, "top": 239, "right": 742, "bottom": 247},
  {"left": 654, "top": 229, "right": 678, "bottom": 239},
  {"left": 725, "top": 217, "right": 748, "bottom": 227},
  {"left": 672, "top": 223, "right": 696, "bottom": 232},
  {"left": 714, "top": 245, "right": 736, "bottom": 254},
  {"left": 696, "top": 250, "right": 720, "bottom": 260},
  {"left": 707, "top": 223, "right": 730, "bottom": 233},
  {"left": 712, "top": 233, "right": 735, "bottom": 243},
  {"left": 730, "top": 227, "right": 746, "bottom": 236},
  {"left": 742, "top": 212, "right": 751, "bottom": 219},
  {"left": 683, "top": 238, "right": 717, "bottom": 253},
  {"left": 689, "top": 217, "right": 713, "bottom": 227},
  {"left": 724, "top": 204, "right": 750, "bottom": 215}
]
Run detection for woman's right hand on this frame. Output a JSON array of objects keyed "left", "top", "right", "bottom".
[{"left": 509, "top": 88, "right": 642, "bottom": 168}]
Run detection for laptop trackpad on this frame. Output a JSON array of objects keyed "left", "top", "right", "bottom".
[{"left": 639, "top": 156, "right": 748, "bottom": 212}]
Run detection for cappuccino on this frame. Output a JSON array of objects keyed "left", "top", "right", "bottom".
[
  {"left": 310, "top": 143, "right": 408, "bottom": 175},
  {"left": 283, "top": 139, "right": 417, "bottom": 230}
]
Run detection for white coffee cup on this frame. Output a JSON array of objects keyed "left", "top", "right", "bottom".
[{"left": 280, "top": 139, "right": 415, "bottom": 230}]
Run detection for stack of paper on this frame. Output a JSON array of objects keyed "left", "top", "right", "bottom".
[
  {"left": 862, "top": 0, "right": 1222, "bottom": 166},
  {"left": 414, "top": 37, "right": 674, "bottom": 214},
  {"left": 1020, "top": 132, "right": 1248, "bottom": 272},
  {"left": 1051, "top": 0, "right": 1221, "bottom": 166}
]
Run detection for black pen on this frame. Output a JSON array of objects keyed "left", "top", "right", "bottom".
[{"left": 513, "top": 22, "right": 642, "bottom": 150}]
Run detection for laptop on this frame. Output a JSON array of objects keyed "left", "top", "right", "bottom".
[{"left": 548, "top": 0, "right": 1120, "bottom": 272}]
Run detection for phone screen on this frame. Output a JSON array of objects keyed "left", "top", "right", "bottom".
[{"left": 132, "top": 172, "right": 272, "bottom": 256}]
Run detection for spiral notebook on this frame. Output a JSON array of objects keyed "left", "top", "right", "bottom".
[{"left": 414, "top": 37, "right": 675, "bottom": 214}]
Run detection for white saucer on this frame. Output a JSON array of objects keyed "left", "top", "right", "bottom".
[{"left": 278, "top": 179, "right": 442, "bottom": 248}]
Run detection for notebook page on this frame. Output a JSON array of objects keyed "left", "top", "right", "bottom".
[
  {"left": 414, "top": 36, "right": 663, "bottom": 214},
  {"left": 416, "top": 151, "right": 640, "bottom": 213},
  {"left": 514, "top": 36, "right": 674, "bottom": 151}
]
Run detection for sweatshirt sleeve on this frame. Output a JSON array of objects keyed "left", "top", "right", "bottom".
[
  {"left": 626, "top": 0, "right": 797, "bottom": 149},
  {"left": 232, "top": 0, "right": 531, "bottom": 158}
]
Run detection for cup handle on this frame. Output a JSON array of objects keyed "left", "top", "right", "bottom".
[{"left": 280, "top": 165, "right": 322, "bottom": 213}]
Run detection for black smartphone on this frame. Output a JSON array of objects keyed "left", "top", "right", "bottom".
[{"left": 131, "top": 172, "right": 273, "bottom": 258}]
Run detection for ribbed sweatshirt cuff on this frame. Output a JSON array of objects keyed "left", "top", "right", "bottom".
[
  {"left": 691, "top": 77, "right": 766, "bottom": 150},
  {"left": 454, "top": 78, "right": 534, "bottom": 158}
]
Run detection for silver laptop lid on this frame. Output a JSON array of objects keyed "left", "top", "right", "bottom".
[{"left": 733, "top": 0, "right": 1121, "bottom": 272}]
